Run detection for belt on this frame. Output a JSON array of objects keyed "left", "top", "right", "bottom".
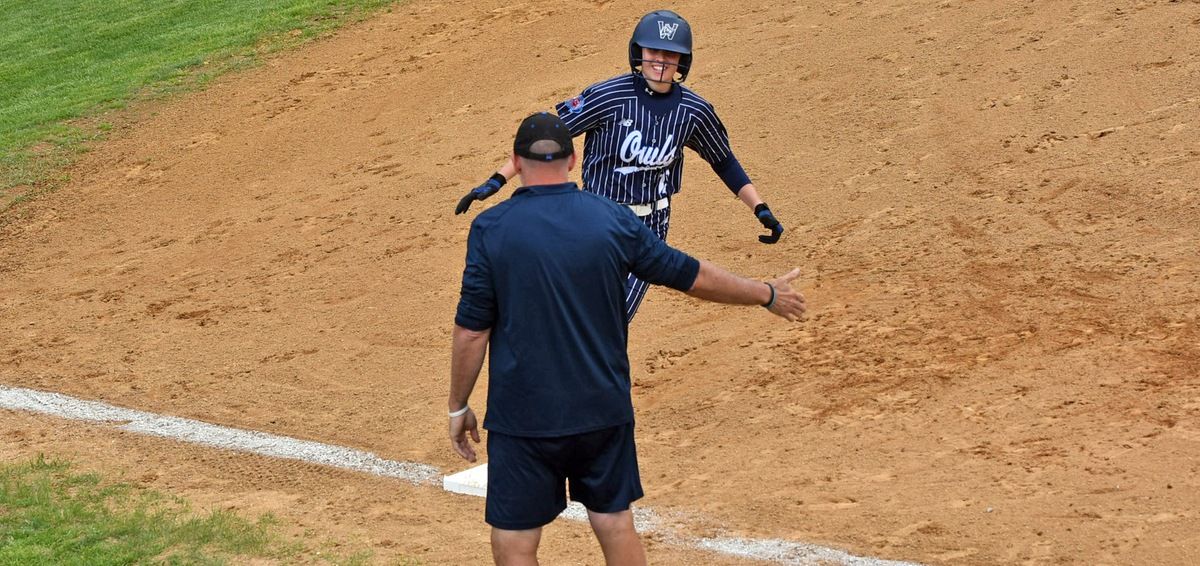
[{"left": 625, "top": 197, "right": 670, "bottom": 217}]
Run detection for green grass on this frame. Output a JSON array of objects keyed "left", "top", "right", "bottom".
[
  {"left": 0, "top": 455, "right": 281, "bottom": 564},
  {"left": 0, "top": 0, "right": 395, "bottom": 213},
  {"left": 0, "top": 455, "right": 396, "bottom": 565}
]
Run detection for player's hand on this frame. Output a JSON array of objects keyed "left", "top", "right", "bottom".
[
  {"left": 754, "top": 203, "right": 784, "bottom": 244},
  {"left": 455, "top": 175, "right": 505, "bottom": 215},
  {"left": 766, "top": 268, "right": 807, "bottom": 322},
  {"left": 449, "top": 407, "right": 481, "bottom": 462}
]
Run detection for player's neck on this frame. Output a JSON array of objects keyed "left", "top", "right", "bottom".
[
  {"left": 637, "top": 73, "right": 674, "bottom": 95},
  {"left": 645, "top": 81, "right": 673, "bottom": 95}
]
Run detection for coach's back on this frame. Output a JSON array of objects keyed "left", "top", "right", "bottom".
[{"left": 455, "top": 182, "right": 698, "bottom": 437}]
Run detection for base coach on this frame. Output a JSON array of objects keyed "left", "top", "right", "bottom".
[{"left": 448, "top": 112, "right": 807, "bottom": 565}]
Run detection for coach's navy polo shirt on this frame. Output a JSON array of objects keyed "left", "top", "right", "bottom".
[{"left": 456, "top": 182, "right": 700, "bottom": 437}]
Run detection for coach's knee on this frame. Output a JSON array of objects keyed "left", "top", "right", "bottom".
[
  {"left": 491, "top": 527, "right": 541, "bottom": 566},
  {"left": 587, "top": 509, "right": 637, "bottom": 538}
]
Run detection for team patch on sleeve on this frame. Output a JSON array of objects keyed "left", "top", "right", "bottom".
[{"left": 567, "top": 96, "right": 584, "bottom": 114}]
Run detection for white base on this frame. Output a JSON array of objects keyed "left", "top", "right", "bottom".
[
  {"left": 443, "top": 463, "right": 488, "bottom": 497},
  {"left": 441, "top": 463, "right": 592, "bottom": 522}
]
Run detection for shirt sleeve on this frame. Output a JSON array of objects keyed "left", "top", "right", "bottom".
[
  {"left": 555, "top": 82, "right": 607, "bottom": 137},
  {"left": 454, "top": 220, "right": 497, "bottom": 331},
  {"left": 623, "top": 210, "right": 700, "bottom": 292}
]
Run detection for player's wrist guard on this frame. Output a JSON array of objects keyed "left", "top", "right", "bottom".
[
  {"left": 474, "top": 173, "right": 506, "bottom": 200},
  {"left": 754, "top": 203, "right": 784, "bottom": 244},
  {"left": 456, "top": 174, "right": 507, "bottom": 215}
]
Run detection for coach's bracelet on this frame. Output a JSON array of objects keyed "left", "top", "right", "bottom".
[
  {"left": 448, "top": 405, "right": 471, "bottom": 418},
  {"left": 762, "top": 282, "right": 776, "bottom": 309}
]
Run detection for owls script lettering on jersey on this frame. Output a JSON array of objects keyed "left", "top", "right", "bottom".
[{"left": 616, "top": 131, "right": 676, "bottom": 174}]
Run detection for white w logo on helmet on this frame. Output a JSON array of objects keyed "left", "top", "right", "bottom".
[{"left": 657, "top": 21, "right": 679, "bottom": 41}]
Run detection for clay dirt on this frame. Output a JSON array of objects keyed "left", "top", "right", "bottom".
[{"left": 2, "top": 1, "right": 1199, "bottom": 564}]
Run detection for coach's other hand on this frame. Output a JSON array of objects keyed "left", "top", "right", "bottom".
[
  {"left": 766, "top": 268, "right": 807, "bottom": 321},
  {"left": 449, "top": 407, "right": 480, "bottom": 462},
  {"left": 754, "top": 203, "right": 784, "bottom": 244},
  {"left": 455, "top": 174, "right": 506, "bottom": 215}
]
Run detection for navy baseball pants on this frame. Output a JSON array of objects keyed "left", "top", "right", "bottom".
[{"left": 624, "top": 206, "right": 671, "bottom": 321}]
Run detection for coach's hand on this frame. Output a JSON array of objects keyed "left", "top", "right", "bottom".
[
  {"left": 455, "top": 174, "right": 506, "bottom": 215},
  {"left": 754, "top": 203, "right": 784, "bottom": 244},
  {"left": 765, "top": 268, "right": 807, "bottom": 322},
  {"left": 449, "top": 408, "right": 480, "bottom": 462}
]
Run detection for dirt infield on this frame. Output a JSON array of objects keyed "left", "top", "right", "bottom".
[{"left": 2, "top": 0, "right": 1198, "bottom": 564}]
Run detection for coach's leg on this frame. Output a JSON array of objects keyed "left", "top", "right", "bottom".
[
  {"left": 491, "top": 527, "right": 542, "bottom": 566},
  {"left": 587, "top": 509, "right": 646, "bottom": 566}
]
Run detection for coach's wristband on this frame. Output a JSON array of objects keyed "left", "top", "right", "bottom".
[
  {"left": 448, "top": 405, "right": 470, "bottom": 418},
  {"left": 762, "top": 282, "right": 776, "bottom": 309}
]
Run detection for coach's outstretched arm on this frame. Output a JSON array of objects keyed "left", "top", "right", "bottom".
[{"left": 686, "top": 263, "right": 807, "bottom": 321}]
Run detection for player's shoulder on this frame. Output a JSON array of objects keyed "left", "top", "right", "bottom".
[
  {"left": 678, "top": 84, "right": 716, "bottom": 111},
  {"left": 582, "top": 73, "right": 638, "bottom": 96}
]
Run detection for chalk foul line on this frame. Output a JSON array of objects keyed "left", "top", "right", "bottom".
[
  {"left": 0, "top": 384, "right": 920, "bottom": 566},
  {"left": 0, "top": 384, "right": 440, "bottom": 484}
]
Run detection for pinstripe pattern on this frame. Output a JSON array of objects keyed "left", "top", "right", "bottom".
[
  {"left": 554, "top": 73, "right": 735, "bottom": 206},
  {"left": 554, "top": 73, "right": 735, "bottom": 321},
  {"left": 624, "top": 206, "right": 671, "bottom": 320}
]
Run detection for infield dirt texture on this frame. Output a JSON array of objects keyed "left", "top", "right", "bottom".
[{"left": 2, "top": 1, "right": 1199, "bottom": 564}]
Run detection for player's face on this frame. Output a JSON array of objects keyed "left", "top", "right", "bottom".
[{"left": 640, "top": 47, "right": 681, "bottom": 89}]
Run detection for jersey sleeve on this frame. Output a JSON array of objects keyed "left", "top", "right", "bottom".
[
  {"left": 555, "top": 82, "right": 607, "bottom": 137},
  {"left": 684, "top": 100, "right": 736, "bottom": 166},
  {"left": 455, "top": 219, "right": 497, "bottom": 331},
  {"left": 684, "top": 99, "right": 751, "bottom": 193}
]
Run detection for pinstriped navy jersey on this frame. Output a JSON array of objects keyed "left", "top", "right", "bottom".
[{"left": 554, "top": 73, "right": 739, "bottom": 205}]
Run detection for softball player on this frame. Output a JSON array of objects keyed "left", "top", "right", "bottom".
[{"left": 456, "top": 10, "right": 785, "bottom": 321}]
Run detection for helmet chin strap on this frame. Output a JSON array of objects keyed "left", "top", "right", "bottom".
[{"left": 633, "top": 58, "right": 688, "bottom": 85}]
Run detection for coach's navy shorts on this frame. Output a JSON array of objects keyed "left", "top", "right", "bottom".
[{"left": 485, "top": 422, "right": 643, "bottom": 531}]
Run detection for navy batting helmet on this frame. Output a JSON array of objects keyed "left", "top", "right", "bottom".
[{"left": 628, "top": 10, "right": 693, "bottom": 83}]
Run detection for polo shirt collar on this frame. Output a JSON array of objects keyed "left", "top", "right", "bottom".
[{"left": 512, "top": 182, "right": 579, "bottom": 197}]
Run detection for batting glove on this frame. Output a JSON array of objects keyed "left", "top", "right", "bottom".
[
  {"left": 455, "top": 173, "right": 506, "bottom": 215},
  {"left": 755, "top": 203, "right": 784, "bottom": 244}
]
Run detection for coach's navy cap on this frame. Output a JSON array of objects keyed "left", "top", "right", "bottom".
[{"left": 514, "top": 112, "right": 574, "bottom": 161}]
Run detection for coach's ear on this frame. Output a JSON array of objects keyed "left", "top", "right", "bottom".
[
  {"left": 567, "top": 152, "right": 577, "bottom": 172},
  {"left": 512, "top": 152, "right": 523, "bottom": 175}
]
